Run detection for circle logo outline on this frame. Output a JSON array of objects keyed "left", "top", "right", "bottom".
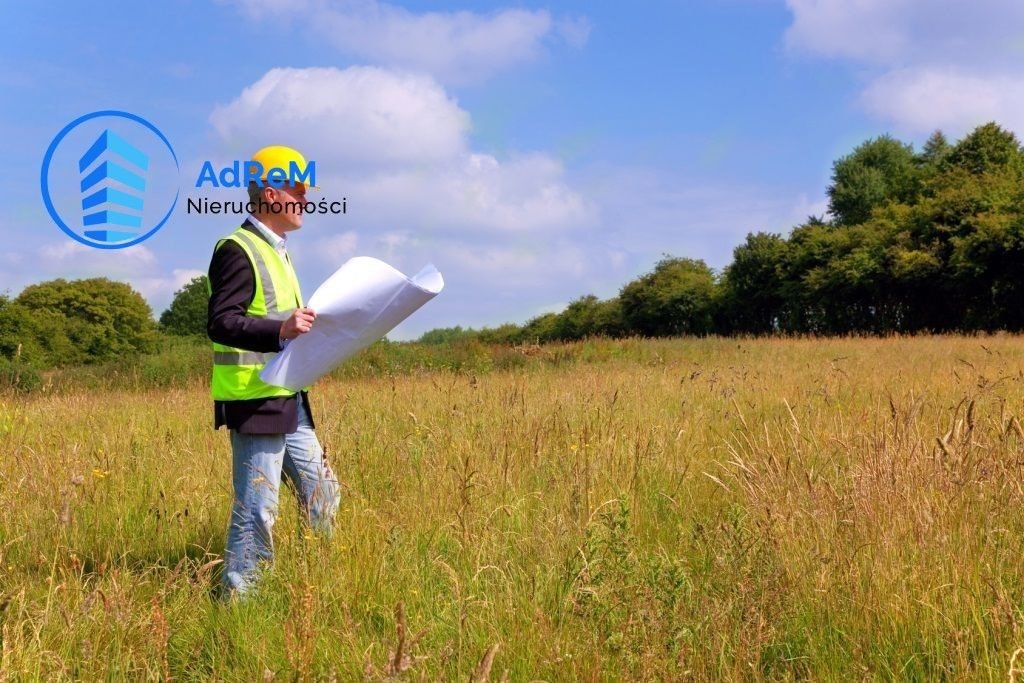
[{"left": 40, "top": 110, "right": 179, "bottom": 250}]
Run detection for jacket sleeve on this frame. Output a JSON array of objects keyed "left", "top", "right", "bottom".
[{"left": 207, "top": 241, "right": 285, "bottom": 353}]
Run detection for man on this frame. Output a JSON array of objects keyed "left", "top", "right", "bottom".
[{"left": 207, "top": 145, "right": 340, "bottom": 596}]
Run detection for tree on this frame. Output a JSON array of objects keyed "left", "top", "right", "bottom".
[
  {"left": 551, "top": 295, "right": 626, "bottom": 340},
  {"left": 13, "top": 278, "right": 157, "bottom": 364},
  {"left": 719, "top": 232, "right": 788, "bottom": 334},
  {"left": 520, "top": 313, "right": 560, "bottom": 343},
  {"left": 774, "top": 220, "right": 845, "bottom": 332},
  {"left": 918, "top": 131, "right": 951, "bottom": 168},
  {"left": 0, "top": 300, "right": 78, "bottom": 367},
  {"left": 944, "top": 122, "right": 1023, "bottom": 176},
  {"left": 828, "top": 135, "right": 920, "bottom": 226},
  {"left": 619, "top": 256, "right": 717, "bottom": 337},
  {"left": 948, "top": 212, "right": 1024, "bottom": 330},
  {"left": 160, "top": 275, "right": 210, "bottom": 337},
  {"left": 477, "top": 323, "right": 523, "bottom": 345},
  {"left": 803, "top": 218, "right": 894, "bottom": 333},
  {"left": 418, "top": 326, "right": 477, "bottom": 345},
  {"left": 591, "top": 297, "right": 626, "bottom": 337}
]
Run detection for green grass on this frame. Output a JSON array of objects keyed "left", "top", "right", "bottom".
[{"left": 4, "top": 335, "right": 1024, "bottom": 679}]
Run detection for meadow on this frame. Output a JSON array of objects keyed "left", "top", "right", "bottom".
[{"left": 3, "top": 335, "right": 1024, "bottom": 680}]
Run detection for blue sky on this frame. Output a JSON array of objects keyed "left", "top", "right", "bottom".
[{"left": 3, "top": 0, "right": 1022, "bottom": 338}]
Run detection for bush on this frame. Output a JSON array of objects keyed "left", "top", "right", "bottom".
[
  {"left": 0, "top": 357, "right": 42, "bottom": 393},
  {"left": 9, "top": 278, "right": 157, "bottom": 365},
  {"left": 160, "top": 276, "right": 210, "bottom": 337}
]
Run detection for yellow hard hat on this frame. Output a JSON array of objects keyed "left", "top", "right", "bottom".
[{"left": 250, "top": 145, "right": 318, "bottom": 189}]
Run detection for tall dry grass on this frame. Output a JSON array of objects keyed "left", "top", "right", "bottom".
[{"left": 2, "top": 335, "right": 1024, "bottom": 679}]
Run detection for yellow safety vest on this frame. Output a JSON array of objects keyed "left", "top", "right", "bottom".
[{"left": 209, "top": 226, "right": 303, "bottom": 401}]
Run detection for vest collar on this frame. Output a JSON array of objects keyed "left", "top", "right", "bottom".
[{"left": 241, "top": 217, "right": 287, "bottom": 252}]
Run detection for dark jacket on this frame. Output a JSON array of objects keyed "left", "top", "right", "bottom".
[{"left": 207, "top": 220, "right": 315, "bottom": 434}]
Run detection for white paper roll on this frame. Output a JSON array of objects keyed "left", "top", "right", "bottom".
[{"left": 259, "top": 257, "right": 444, "bottom": 390}]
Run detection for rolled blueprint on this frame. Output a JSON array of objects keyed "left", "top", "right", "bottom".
[{"left": 260, "top": 256, "right": 444, "bottom": 390}]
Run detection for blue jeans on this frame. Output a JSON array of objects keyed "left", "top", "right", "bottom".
[{"left": 222, "top": 396, "right": 341, "bottom": 595}]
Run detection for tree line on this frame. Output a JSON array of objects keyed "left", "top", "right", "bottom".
[
  {"left": 421, "top": 122, "right": 1024, "bottom": 344},
  {"left": 2, "top": 122, "right": 1022, "bottom": 377}
]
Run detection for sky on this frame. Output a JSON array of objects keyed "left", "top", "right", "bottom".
[{"left": 3, "top": 0, "right": 1023, "bottom": 339}]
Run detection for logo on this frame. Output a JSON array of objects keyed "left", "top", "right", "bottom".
[
  {"left": 41, "top": 110, "right": 179, "bottom": 249},
  {"left": 195, "top": 160, "right": 316, "bottom": 188}
]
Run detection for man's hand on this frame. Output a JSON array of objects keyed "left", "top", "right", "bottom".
[{"left": 280, "top": 307, "right": 317, "bottom": 341}]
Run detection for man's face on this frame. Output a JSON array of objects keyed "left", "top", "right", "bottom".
[{"left": 265, "top": 182, "right": 307, "bottom": 231}]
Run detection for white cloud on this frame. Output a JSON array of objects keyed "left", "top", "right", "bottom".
[
  {"left": 790, "top": 192, "right": 831, "bottom": 223},
  {"left": 441, "top": 241, "right": 584, "bottom": 281},
  {"left": 211, "top": 66, "right": 593, "bottom": 235},
  {"left": 785, "top": 0, "right": 1024, "bottom": 66},
  {"left": 225, "top": 0, "right": 588, "bottom": 85},
  {"left": 342, "top": 152, "right": 593, "bottom": 233},
  {"left": 862, "top": 68, "right": 1024, "bottom": 134},
  {"left": 0, "top": 240, "right": 201, "bottom": 319},
  {"left": 442, "top": 243, "right": 541, "bottom": 273},
  {"left": 577, "top": 165, "right": 820, "bottom": 272},
  {"left": 309, "top": 231, "right": 359, "bottom": 265},
  {"left": 132, "top": 268, "right": 206, "bottom": 313},
  {"left": 39, "top": 242, "right": 158, "bottom": 274},
  {"left": 206, "top": 64, "right": 599, "bottom": 335},
  {"left": 377, "top": 232, "right": 409, "bottom": 250},
  {"left": 783, "top": 0, "right": 1024, "bottom": 134},
  {"left": 210, "top": 67, "right": 469, "bottom": 167},
  {"left": 784, "top": 0, "right": 914, "bottom": 63},
  {"left": 29, "top": 242, "right": 202, "bottom": 317}
]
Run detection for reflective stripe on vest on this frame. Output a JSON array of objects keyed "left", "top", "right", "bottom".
[
  {"left": 210, "top": 225, "right": 303, "bottom": 400},
  {"left": 213, "top": 350, "right": 276, "bottom": 366}
]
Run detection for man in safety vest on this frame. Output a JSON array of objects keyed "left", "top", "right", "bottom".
[{"left": 207, "top": 145, "right": 341, "bottom": 596}]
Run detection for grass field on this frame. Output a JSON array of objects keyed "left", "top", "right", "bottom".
[{"left": 4, "top": 335, "right": 1024, "bottom": 680}]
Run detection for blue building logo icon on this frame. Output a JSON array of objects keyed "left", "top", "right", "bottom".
[
  {"left": 79, "top": 130, "right": 150, "bottom": 243},
  {"left": 41, "top": 110, "right": 179, "bottom": 249}
]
